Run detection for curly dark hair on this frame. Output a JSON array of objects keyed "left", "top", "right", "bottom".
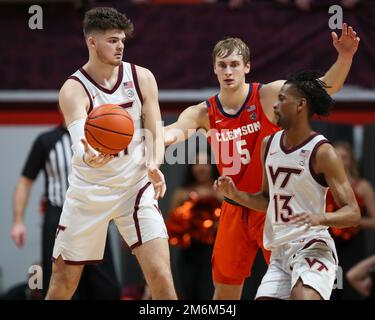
[
  {"left": 285, "top": 71, "right": 335, "bottom": 118},
  {"left": 83, "top": 7, "right": 134, "bottom": 37}
]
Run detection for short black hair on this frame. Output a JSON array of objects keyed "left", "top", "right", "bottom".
[
  {"left": 285, "top": 71, "right": 335, "bottom": 117},
  {"left": 83, "top": 7, "right": 134, "bottom": 37}
]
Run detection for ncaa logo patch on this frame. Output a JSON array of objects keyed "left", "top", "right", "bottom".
[{"left": 126, "top": 89, "right": 135, "bottom": 99}]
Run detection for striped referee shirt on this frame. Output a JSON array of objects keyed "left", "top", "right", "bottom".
[{"left": 22, "top": 125, "right": 72, "bottom": 207}]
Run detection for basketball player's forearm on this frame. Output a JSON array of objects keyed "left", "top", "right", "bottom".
[
  {"left": 231, "top": 190, "right": 269, "bottom": 212},
  {"left": 13, "top": 203, "right": 26, "bottom": 224},
  {"left": 13, "top": 180, "right": 32, "bottom": 223},
  {"left": 147, "top": 136, "right": 165, "bottom": 168},
  {"left": 164, "top": 122, "right": 196, "bottom": 145},
  {"left": 320, "top": 55, "right": 353, "bottom": 95},
  {"left": 322, "top": 205, "right": 360, "bottom": 228}
]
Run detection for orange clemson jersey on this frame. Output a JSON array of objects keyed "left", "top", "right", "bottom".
[{"left": 207, "top": 82, "right": 279, "bottom": 193}]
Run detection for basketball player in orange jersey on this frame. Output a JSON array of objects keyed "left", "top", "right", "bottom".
[
  {"left": 165, "top": 25, "right": 360, "bottom": 299},
  {"left": 215, "top": 71, "right": 360, "bottom": 300},
  {"left": 46, "top": 7, "right": 177, "bottom": 299}
]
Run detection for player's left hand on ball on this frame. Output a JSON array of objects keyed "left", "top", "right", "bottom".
[
  {"left": 81, "top": 139, "right": 114, "bottom": 168},
  {"left": 147, "top": 165, "right": 166, "bottom": 199}
]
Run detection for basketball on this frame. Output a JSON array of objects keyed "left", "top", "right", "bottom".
[{"left": 84, "top": 104, "right": 134, "bottom": 155}]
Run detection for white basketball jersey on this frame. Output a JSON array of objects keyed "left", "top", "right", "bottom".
[
  {"left": 263, "top": 130, "right": 331, "bottom": 250},
  {"left": 68, "top": 62, "right": 147, "bottom": 188}
]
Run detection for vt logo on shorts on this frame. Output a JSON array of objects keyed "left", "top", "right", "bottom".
[
  {"left": 55, "top": 225, "right": 66, "bottom": 239},
  {"left": 305, "top": 257, "right": 328, "bottom": 272}
]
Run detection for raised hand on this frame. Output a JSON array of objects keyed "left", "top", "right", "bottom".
[
  {"left": 147, "top": 165, "right": 166, "bottom": 199},
  {"left": 81, "top": 139, "right": 114, "bottom": 168},
  {"left": 331, "top": 23, "right": 360, "bottom": 59}
]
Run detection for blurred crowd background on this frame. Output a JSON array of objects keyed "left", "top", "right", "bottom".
[{"left": 0, "top": 0, "right": 374, "bottom": 300}]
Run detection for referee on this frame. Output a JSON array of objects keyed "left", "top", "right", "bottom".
[{"left": 11, "top": 123, "right": 120, "bottom": 299}]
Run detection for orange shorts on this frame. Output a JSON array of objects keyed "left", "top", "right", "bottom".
[{"left": 212, "top": 200, "right": 270, "bottom": 285}]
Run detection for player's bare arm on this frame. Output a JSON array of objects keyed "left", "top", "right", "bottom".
[
  {"left": 320, "top": 23, "right": 360, "bottom": 95},
  {"left": 59, "top": 79, "right": 113, "bottom": 167},
  {"left": 260, "top": 23, "right": 360, "bottom": 124},
  {"left": 214, "top": 136, "right": 270, "bottom": 212},
  {"left": 164, "top": 102, "right": 210, "bottom": 145},
  {"left": 290, "top": 143, "right": 360, "bottom": 228},
  {"left": 137, "top": 65, "right": 166, "bottom": 199},
  {"left": 346, "top": 255, "right": 375, "bottom": 298},
  {"left": 356, "top": 180, "right": 375, "bottom": 229},
  {"left": 59, "top": 79, "right": 90, "bottom": 125},
  {"left": 11, "top": 176, "right": 34, "bottom": 248}
]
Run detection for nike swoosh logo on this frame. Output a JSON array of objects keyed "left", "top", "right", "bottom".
[
  {"left": 215, "top": 119, "right": 224, "bottom": 124},
  {"left": 92, "top": 93, "right": 99, "bottom": 100},
  {"left": 270, "top": 151, "right": 278, "bottom": 156}
]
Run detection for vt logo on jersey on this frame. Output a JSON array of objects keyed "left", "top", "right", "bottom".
[{"left": 268, "top": 166, "right": 303, "bottom": 188}]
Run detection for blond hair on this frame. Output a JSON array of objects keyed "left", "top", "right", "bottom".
[{"left": 212, "top": 37, "right": 250, "bottom": 65}]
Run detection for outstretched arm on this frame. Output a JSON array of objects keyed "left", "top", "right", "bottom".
[
  {"left": 320, "top": 23, "right": 360, "bottom": 95},
  {"left": 260, "top": 23, "right": 360, "bottom": 123},
  {"left": 214, "top": 137, "right": 270, "bottom": 212},
  {"left": 164, "top": 102, "right": 210, "bottom": 145}
]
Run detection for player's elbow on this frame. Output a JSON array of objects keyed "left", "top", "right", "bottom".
[
  {"left": 346, "top": 268, "right": 358, "bottom": 286},
  {"left": 320, "top": 76, "right": 343, "bottom": 96},
  {"left": 350, "top": 203, "right": 361, "bottom": 227},
  {"left": 326, "top": 83, "right": 342, "bottom": 96}
]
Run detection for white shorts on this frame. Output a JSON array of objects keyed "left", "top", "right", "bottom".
[
  {"left": 52, "top": 175, "right": 168, "bottom": 264},
  {"left": 255, "top": 236, "right": 338, "bottom": 300}
]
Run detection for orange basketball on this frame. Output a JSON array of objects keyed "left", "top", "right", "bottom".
[{"left": 84, "top": 104, "right": 134, "bottom": 155}]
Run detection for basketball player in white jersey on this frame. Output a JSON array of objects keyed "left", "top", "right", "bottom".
[
  {"left": 46, "top": 7, "right": 177, "bottom": 299},
  {"left": 215, "top": 71, "right": 360, "bottom": 300}
]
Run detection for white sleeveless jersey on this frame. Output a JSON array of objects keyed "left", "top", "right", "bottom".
[
  {"left": 263, "top": 130, "right": 331, "bottom": 250},
  {"left": 68, "top": 62, "right": 147, "bottom": 188}
]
